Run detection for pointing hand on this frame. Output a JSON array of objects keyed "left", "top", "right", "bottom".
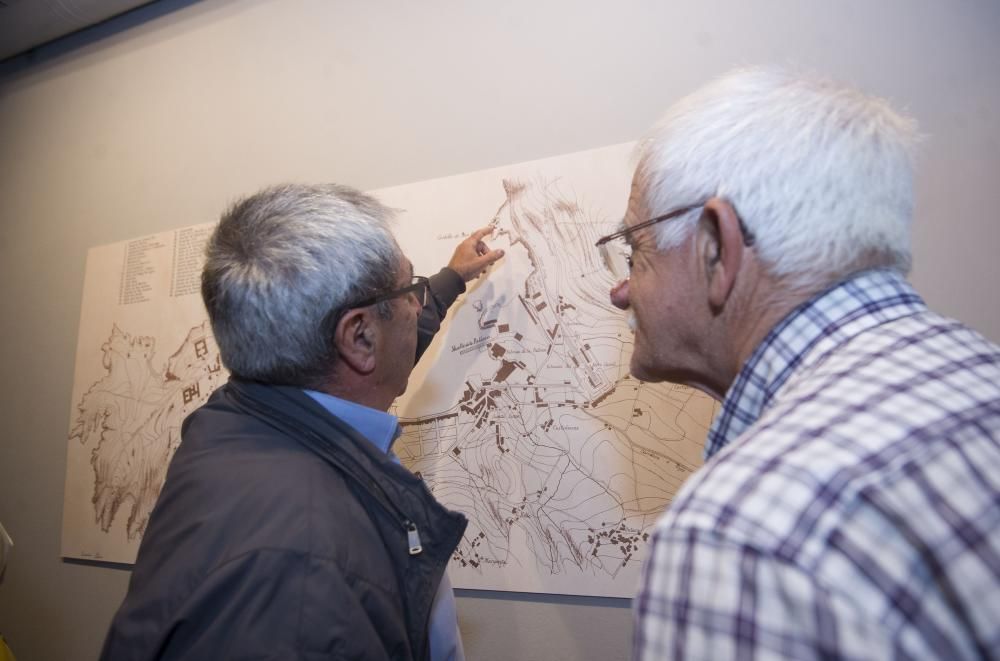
[{"left": 447, "top": 226, "right": 505, "bottom": 282}]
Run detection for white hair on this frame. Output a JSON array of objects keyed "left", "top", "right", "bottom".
[
  {"left": 635, "top": 66, "right": 921, "bottom": 290},
  {"left": 202, "top": 183, "right": 401, "bottom": 388}
]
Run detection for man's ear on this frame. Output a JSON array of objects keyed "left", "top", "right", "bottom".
[
  {"left": 698, "top": 197, "right": 746, "bottom": 311},
  {"left": 334, "top": 308, "right": 378, "bottom": 375}
]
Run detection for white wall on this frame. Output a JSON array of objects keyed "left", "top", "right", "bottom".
[{"left": 0, "top": 1, "right": 998, "bottom": 659}]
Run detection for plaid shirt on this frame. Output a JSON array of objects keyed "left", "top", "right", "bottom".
[{"left": 634, "top": 269, "right": 1000, "bottom": 660}]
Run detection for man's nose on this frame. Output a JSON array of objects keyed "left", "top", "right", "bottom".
[{"left": 610, "top": 279, "right": 630, "bottom": 310}]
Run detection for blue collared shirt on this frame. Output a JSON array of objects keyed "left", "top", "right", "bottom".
[{"left": 304, "top": 389, "right": 465, "bottom": 661}]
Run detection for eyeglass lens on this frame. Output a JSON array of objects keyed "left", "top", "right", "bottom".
[
  {"left": 414, "top": 278, "right": 428, "bottom": 306},
  {"left": 599, "top": 241, "right": 631, "bottom": 282}
]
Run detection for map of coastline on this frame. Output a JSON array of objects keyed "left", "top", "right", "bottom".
[{"left": 387, "top": 155, "right": 716, "bottom": 596}]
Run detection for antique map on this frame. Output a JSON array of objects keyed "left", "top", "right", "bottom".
[
  {"left": 383, "top": 144, "right": 715, "bottom": 596},
  {"left": 62, "top": 144, "right": 715, "bottom": 596},
  {"left": 61, "top": 224, "right": 221, "bottom": 562}
]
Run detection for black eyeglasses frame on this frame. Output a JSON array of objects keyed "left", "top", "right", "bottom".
[{"left": 348, "top": 275, "right": 430, "bottom": 311}]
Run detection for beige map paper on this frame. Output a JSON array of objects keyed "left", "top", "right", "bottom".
[
  {"left": 62, "top": 144, "right": 714, "bottom": 596},
  {"left": 382, "top": 143, "right": 714, "bottom": 597},
  {"left": 61, "top": 223, "right": 222, "bottom": 563}
]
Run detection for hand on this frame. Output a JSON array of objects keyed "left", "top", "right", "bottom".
[{"left": 446, "top": 226, "right": 505, "bottom": 282}]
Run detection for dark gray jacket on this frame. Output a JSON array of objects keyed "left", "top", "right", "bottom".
[{"left": 100, "top": 269, "right": 468, "bottom": 660}]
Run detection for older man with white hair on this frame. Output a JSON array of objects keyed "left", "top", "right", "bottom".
[{"left": 598, "top": 68, "right": 1000, "bottom": 660}]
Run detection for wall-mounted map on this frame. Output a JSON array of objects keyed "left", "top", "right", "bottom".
[
  {"left": 382, "top": 144, "right": 715, "bottom": 596},
  {"left": 62, "top": 223, "right": 220, "bottom": 563},
  {"left": 62, "top": 143, "right": 715, "bottom": 596}
]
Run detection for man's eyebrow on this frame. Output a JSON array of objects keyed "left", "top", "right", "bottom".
[
  {"left": 617, "top": 220, "right": 638, "bottom": 248},
  {"left": 408, "top": 260, "right": 415, "bottom": 279}
]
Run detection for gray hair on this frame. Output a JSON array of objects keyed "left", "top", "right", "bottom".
[
  {"left": 202, "top": 183, "right": 401, "bottom": 388},
  {"left": 635, "top": 66, "right": 921, "bottom": 291}
]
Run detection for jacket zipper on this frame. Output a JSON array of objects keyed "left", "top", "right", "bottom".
[{"left": 229, "top": 384, "right": 424, "bottom": 555}]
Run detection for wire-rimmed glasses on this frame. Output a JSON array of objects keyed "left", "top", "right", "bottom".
[
  {"left": 595, "top": 201, "right": 755, "bottom": 282},
  {"left": 595, "top": 203, "right": 704, "bottom": 282}
]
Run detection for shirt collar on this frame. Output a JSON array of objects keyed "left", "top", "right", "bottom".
[
  {"left": 302, "top": 390, "right": 400, "bottom": 455},
  {"left": 704, "top": 269, "right": 926, "bottom": 460}
]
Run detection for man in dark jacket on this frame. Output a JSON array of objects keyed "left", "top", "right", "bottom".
[{"left": 100, "top": 183, "right": 504, "bottom": 660}]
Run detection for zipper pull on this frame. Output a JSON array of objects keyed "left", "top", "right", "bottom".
[{"left": 406, "top": 522, "right": 423, "bottom": 555}]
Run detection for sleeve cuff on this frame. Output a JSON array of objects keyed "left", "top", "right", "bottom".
[{"left": 428, "top": 267, "right": 467, "bottom": 312}]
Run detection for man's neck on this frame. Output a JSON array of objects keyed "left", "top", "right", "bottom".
[
  {"left": 320, "top": 370, "right": 394, "bottom": 412},
  {"left": 726, "top": 271, "right": 816, "bottom": 394}
]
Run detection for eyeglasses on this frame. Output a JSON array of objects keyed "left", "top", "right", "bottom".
[
  {"left": 595, "top": 203, "right": 703, "bottom": 282},
  {"left": 594, "top": 201, "right": 755, "bottom": 282},
  {"left": 349, "top": 275, "right": 430, "bottom": 310}
]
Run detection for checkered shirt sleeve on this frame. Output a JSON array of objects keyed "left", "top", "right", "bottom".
[{"left": 634, "top": 270, "right": 1000, "bottom": 660}]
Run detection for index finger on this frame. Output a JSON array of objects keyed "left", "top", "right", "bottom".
[{"left": 468, "top": 226, "right": 496, "bottom": 242}]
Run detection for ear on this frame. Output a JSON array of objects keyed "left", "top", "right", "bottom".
[
  {"left": 697, "top": 198, "right": 747, "bottom": 311},
  {"left": 334, "top": 308, "right": 378, "bottom": 375}
]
